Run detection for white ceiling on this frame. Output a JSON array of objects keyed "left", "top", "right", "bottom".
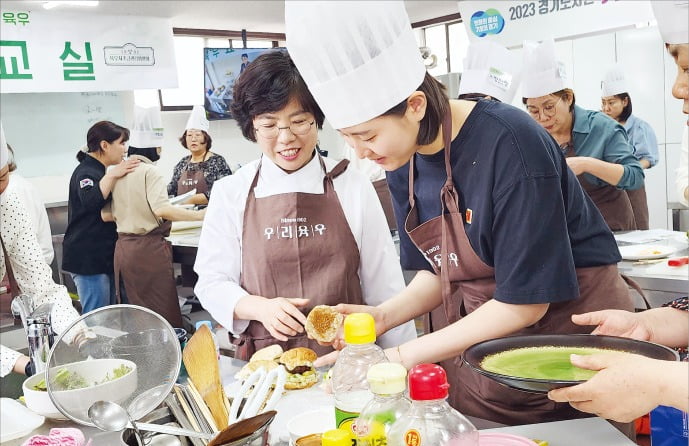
[{"left": 6, "top": 1, "right": 460, "bottom": 33}]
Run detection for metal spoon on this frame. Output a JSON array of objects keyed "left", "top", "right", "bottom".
[{"left": 88, "top": 400, "right": 215, "bottom": 440}]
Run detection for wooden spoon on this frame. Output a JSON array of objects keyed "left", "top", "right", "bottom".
[
  {"left": 182, "top": 324, "right": 229, "bottom": 429},
  {"left": 207, "top": 410, "right": 277, "bottom": 446}
]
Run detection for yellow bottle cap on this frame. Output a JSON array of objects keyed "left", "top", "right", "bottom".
[
  {"left": 343, "top": 313, "right": 376, "bottom": 344},
  {"left": 367, "top": 362, "right": 407, "bottom": 394},
  {"left": 322, "top": 428, "right": 351, "bottom": 446}
]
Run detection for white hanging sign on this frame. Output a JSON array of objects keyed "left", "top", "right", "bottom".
[
  {"left": 0, "top": 10, "right": 178, "bottom": 93},
  {"left": 457, "top": 0, "right": 654, "bottom": 48}
]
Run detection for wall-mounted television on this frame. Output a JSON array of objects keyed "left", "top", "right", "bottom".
[{"left": 203, "top": 47, "right": 281, "bottom": 120}]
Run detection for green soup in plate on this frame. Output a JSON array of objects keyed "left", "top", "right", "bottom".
[{"left": 480, "top": 346, "right": 619, "bottom": 381}]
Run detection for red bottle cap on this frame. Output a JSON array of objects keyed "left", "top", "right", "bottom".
[{"left": 408, "top": 363, "right": 450, "bottom": 400}]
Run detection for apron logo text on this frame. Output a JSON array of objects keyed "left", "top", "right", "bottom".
[{"left": 264, "top": 223, "right": 326, "bottom": 240}]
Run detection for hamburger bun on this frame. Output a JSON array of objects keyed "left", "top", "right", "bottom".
[
  {"left": 249, "top": 344, "right": 284, "bottom": 362},
  {"left": 235, "top": 359, "right": 280, "bottom": 380},
  {"left": 279, "top": 347, "right": 319, "bottom": 390},
  {"left": 305, "top": 305, "right": 343, "bottom": 343}
]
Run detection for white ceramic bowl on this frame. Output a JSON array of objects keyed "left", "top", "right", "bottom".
[
  {"left": 23, "top": 358, "right": 137, "bottom": 420},
  {"left": 287, "top": 408, "right": 335, "bottom": 445}
]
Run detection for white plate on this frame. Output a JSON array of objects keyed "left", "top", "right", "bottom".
[
  {"left": 618, "top": 244, "right": 676, "bottom": 260},
  {"left": 0, "top": 398, "right": 45, "bottom": 442}
]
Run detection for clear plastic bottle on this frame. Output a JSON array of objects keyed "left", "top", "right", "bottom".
[
  {"left": 387, "top": 364, "right": 479, "bottom": 446},
  {"left": 355, "top": 362, "right": 411, "bottom": 446},
  {"left": 195, "top": 320, "right": 220, "bottom": 359},
  {"left": 322, "top": 429, "right": 352, "bottom": 446},
  {"left": 332, "top": 313, "right": 387, "bottom": 436}
]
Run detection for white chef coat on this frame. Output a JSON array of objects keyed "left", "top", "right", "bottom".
[
  {"left": 0, "top": 189, "right": 80, "bottom": 377},
  {"left": 6, "top": 173, "right": 54, "bottom": 264},
  {"left": 676, "top": 126, "right": 688, "bottom": 207},
  {"left": 194, "top": 154, "right": 417, "bottom": 348}
]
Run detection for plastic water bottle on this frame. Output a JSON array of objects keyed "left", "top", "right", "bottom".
[
  {"left": 195, "top": 320, "right": 220, "bottom": 359},
  {"left": 332, "top": 313, "right": 387, "bottom": 437},
  {"left": 355, "top": 362, "right": 411, "bottom": 446},
  {"left": 388, "top": 364, "right": 478, "bottom": 446}
]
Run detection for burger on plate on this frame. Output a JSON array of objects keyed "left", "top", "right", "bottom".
[{"left": 278, "top": 347, "right": 318, "bottom": 390}]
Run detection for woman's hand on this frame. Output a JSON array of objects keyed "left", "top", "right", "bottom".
[
  {"left": 311, "top": 303, "right": 386, "bottom": 368},
  {"left": 109, "top": 158, "right": 140, "bottom": 179},
  {"left": 248, "top": 296, "right": 309, "bottom": 342},
  {"left": 571, "top": 310, "right": 651, "bottom": 341},
  {"left": 548, "top": 352, "right": 667, "bottom": 422},
  {"left": 565, "top": 156, "right": 590, "bottom": 175}
]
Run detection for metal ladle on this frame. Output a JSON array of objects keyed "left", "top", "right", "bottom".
[{"left": 88, "top": 400, "right": 215, "bottom": 440}]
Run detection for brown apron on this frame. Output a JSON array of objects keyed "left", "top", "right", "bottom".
[
  {"left": 626, "top": 186, "right": 649, "bottom": 230},
  {"left": 234, "top": 155, "right": 364, "bottom": 360},
  {"left": 114, "top": 220, "right": 183, "bottom": 328},
  {"left": 372, "top": 178, "right": 397, "bottom": 232},
  {"left": 405, "top": 111, "right": 635, "bottom": 425},
  {"left": 561, "top": 143, "right": 637, "bottom": 232},
  {"left": 177, "top": 154, "right": 210, "bottom": 196}
]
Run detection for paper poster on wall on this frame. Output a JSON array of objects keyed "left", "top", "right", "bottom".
[
  {"left": 0, "top": 10, "right": 178, "bottom": 93},
  {"left": 457, "top": 0, "right": 654, "bottom": 48}
]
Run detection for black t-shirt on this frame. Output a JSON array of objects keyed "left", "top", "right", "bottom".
[
  {"left": 62, "top": 155, "right": 117, "bottom": 275},
  {"left": 387, "top": 100, "right": 620, "bottom": 305}
]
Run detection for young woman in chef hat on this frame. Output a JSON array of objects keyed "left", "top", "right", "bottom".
[
  {"left": 286, "top": 0, "right": 635, "bottom": 425},
  {"left": 599, "top": 64, "right": 659, "bottom": 230},
  {"left": 521, "top": 39, "right": 644, "bottom": 232}
]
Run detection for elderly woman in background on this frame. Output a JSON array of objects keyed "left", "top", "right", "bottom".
[
  {"left": 522, "top": 39, "right": 644, "bottom": 232},
  {"left": 167, "top": 106, "right": 232, "bottom": 205},
  {"left": 601, "top": 65, "right": 659, "bottom": 229}
]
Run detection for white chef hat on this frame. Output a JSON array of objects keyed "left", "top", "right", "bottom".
[
  {"left": 601, "top": 65, "right": 628, "bottom": 97},
  {"left": 185, "top": 105, "right": 209, "bottom": 132},
  {"left": 0, "top": 122, "right": 8, "bottom": 169},
  {"left": 285, "top": 1, "right": 426, "bottom": 129},
  {"left": 521, "top": 39, "right": 571, "bottom": 98},
  {"left": 458, "top": 40, "right": 521, "bottom": 104},
  {"left": 129, "top": 106, "right": 164, "bottom": 148},
  {"left": 652, "top": 1, "right": 689, "bottom": 44}
]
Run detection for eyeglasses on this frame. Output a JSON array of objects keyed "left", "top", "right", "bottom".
[
  {"left": 526, "top": 97, "right": 562, "bottom": 119},
  {"left": 254, "top": 120, "right": 315, "bottom": 139}
]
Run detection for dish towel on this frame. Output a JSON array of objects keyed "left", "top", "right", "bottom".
[{"left": 22, "top": 428, "right": 92, "bottom": 446}]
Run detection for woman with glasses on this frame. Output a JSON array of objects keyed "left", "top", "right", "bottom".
[
  {"left": 192, "top": 50, "right": 416, "bottom": 359},
  {"left": 600, "top": 65, "right": 659, "bottom": 230},
  {"left": 167, "top": 106, "right": 232, "bottom": 206},
  {"left": 521, "top": 40, "right": 643, "bottom": 232},
  {"left": 285, "top": 1, "right": 634, "bottom": 425}
]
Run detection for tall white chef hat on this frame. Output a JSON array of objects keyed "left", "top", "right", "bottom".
[
  {"left": 652, "top": 1, "right": 689, "bottom": 44},
  {"left": 0, "top": 122, "right": 8, "bottom": 169},
  {"left": 185, "top": 105, "right": 209, "bottom": 132},
  {"left": 129, "top": 106, "right": 164, "bottom": 148},
  {"left": 285, "top": 1, "right": 426, "bottom": 129},
  {"left": 458, "top": 40, "right": 521, "bottom": 104},
  {"left": 521, "top": 39, "right": 571, "bottom": 98},
  {"left": 601, "top": 65, "right": 628, "bottom": 97}
]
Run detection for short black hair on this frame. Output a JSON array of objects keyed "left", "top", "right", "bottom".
[
  {"left": 78, "top": 120, "right": 129, "bottom": 162},
  {"left": 231, "top": 50, "right": 325, "bottom": 142},
  {"left": 241, "top": 53, "right": 248, "bottom": 58},
  {"left": 380, "top": 72, "right": 449, "bottom": 146}
]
